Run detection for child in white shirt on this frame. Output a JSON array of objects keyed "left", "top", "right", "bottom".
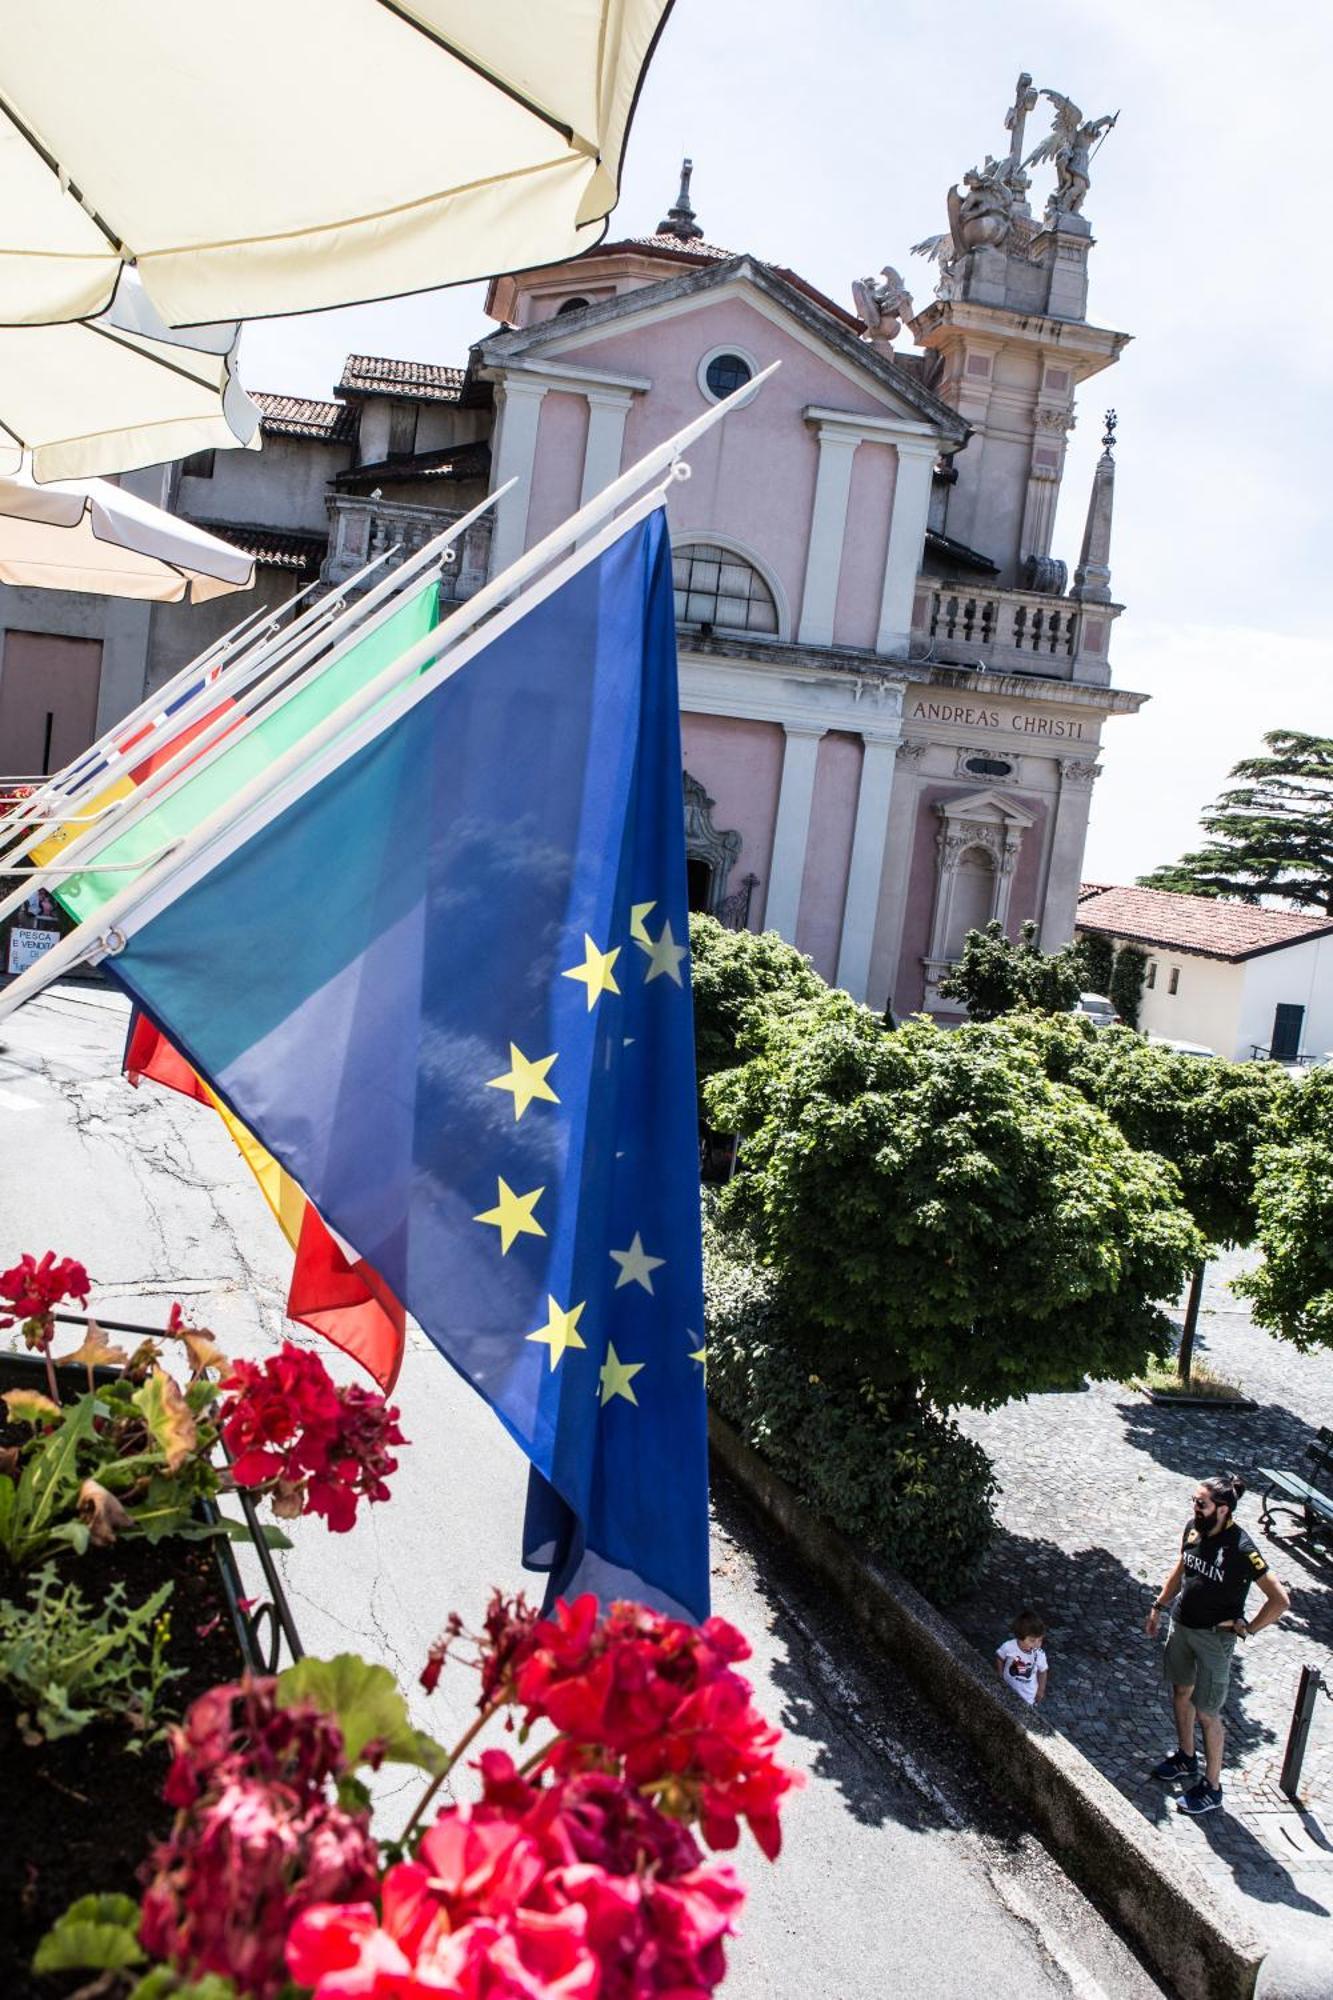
[{"left": 995, "top": 1609, "right": 1049, "bottom": 1708}]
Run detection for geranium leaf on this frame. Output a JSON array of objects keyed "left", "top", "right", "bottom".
[
  {"left": 77, "top": 1476, "right": 133, "bottom": 1547},
  {"left": 132, "top": 1369, "right": 198, "bottom": 1474},
  {"left": 33, "top": 1892, "right": 145, "bottom": 1973},
  {"left": 276, "top": 1653, "right": 446, "bottom": 1773},
  {"left": 2, "top": 1388, "right": 60, "bottom": 1424},
  {"left": 53, "top": 1319, "right": 129, "bottom": 1375},
  {"left": 178, "top": 1328, "right": 230, "bottom": 1377}
]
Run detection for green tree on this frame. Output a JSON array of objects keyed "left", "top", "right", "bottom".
[
  {"left": 937, "top": 919, "right": 1084, "bottom": 1021},
  {"left": 687, "top": 914, "right": 830, "bottom": 1089},
  {"left": 1076, "top": 931, "right": 1115, "bottom": 995},
  {"left": 706, "top": 1002, "right": 1202, "bottom": 1411},
  {"left": 1236, "top": 1066, "right": 1333, "bottom": 1351},
  {"left": 1140, "top": 730, "right": 1333, "bottom": 913},
  {"left": 1017, "top": 1017, "right": 1292, "bottom": 1380},
  {"left": 1108, "top": 944, "right": 1148, "bottom": 1028}
]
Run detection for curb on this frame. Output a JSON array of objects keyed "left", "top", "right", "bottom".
[{"left": 709, "top": 1410, "right": 1269, "bottom": 2000}]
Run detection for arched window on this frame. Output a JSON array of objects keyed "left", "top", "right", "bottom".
[
  {"left": 944, "top": 846, "right": 996, "bottom": 960},
  {"left": 672, "top": 543, "right": 778, "bottom": 637},
  {"left": 556, "top": 296, "right": 590, "bottom": 315}
]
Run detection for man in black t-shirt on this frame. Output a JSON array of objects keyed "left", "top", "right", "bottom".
[{"left": 1143, "top": 1475, "right": 1290, "bottom": 1815}]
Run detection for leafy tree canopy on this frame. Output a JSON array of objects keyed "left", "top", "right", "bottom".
[
  {"left": 1236, "top": 1066, "right": 1333, "bottom": 1350},
  {"left": 688, "top": 914, "right": 830, "bottom": 1088},
  {"left": 937, "top": 919, "right": 1084, "bottom": 1021},
  {"left": 1014, "top": 1016, "right": 1292, "bottom": 1250},
  {"left": 706, "top": 1003, "right": 1202, "bottom": 1410},
  {"left": 1140, "top": 730, "right": 1333, "bottom": 914}
]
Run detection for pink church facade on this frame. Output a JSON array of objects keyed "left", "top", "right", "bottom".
[
  {"left": 0, "top": 86, "right": 1143, "bottom": 1019},
  {"left": 474, "top": 113, "right": 1143, "bottom": 1017}
]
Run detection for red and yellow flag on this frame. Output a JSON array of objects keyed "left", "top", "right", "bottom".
[{"left": 125, "top": 1011, "right": 405, "bottom": 1390}]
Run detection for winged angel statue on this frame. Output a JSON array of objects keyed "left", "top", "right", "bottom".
[{"left": 1023, "top": 92, "right": 1118, "bottom": 218}]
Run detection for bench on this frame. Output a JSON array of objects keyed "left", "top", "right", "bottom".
[{"left": 1258, "top": 1428, "right": 1333, "bottom": 1548}]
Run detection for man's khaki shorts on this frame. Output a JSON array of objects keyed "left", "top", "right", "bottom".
[{"left": 1163, "top": 1620, "right": 1236, "bottom": 1714}]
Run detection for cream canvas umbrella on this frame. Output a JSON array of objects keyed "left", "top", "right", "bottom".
[
  {"left": 0, "top": 469, "right": 255, "bottom": 601},
  {"left": 0, "top": 0, "right": 674, "bottom": 328},
  {"left": 0, "top": 271, "right": 260, "bottom": 483}
]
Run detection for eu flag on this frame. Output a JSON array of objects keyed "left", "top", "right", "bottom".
[{"left": 103, "top": 510, "right": 710, "bottom": 1620}]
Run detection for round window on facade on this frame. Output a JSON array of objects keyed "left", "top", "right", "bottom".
[
  {"left": 963, "top": 755, "right": 1014, "bottom": 779},
  {"left": 702, "top": 351, "right": 753, "bottom": 401}
]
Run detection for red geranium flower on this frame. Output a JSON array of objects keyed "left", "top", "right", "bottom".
[
  {"left": 0, "top": 1249, "right": 91, "bottom": 1340},
  {"left": 217, "top": 1342, "right": 405, "bottom": 1531}
]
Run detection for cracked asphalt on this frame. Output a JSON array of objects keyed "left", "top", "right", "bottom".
[{"left": 1, "top": 983, "right": 1167, "bottom": 1999}]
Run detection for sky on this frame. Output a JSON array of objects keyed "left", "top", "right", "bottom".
[{"left": 239, "top": 0, "right": 1333, "bottom": 886}]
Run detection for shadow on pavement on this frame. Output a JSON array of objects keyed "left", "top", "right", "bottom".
[{"left": 708, "top": 1467, "right": 1026, "bottom": 1852}]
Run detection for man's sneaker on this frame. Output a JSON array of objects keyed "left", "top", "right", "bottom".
[
  {"left": 1176, "top": 1780, "right": 1223, "bottom": 1816},
  {"left": 1151, "top": 1750, "right": 1198, "bottom": 1783}
]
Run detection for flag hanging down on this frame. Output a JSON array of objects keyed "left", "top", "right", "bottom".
[
  {"left": 102, "top": 509, "right": 710, "bottom": 1621},
  {"left": 124, "top": 1010, "right": 407, "bottom": 1390}
]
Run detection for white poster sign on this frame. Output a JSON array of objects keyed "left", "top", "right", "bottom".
[{"left": 6, "top": 926, "right": 59, "bottom": 975}]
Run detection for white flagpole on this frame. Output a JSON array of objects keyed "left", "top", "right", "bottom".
[
  {"left": 0, "top": 484, "right": 510, "bottom": 923},
  {"left": 0, "top": 365, "right": 777, "bottom": 1021},
  {"left": 0, "top": 552, "right": 393, "bottom": 857},
  {"left": 0, "top": 594, "right": 282, "bottom": 842}
]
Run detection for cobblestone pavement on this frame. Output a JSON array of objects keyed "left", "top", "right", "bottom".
[{"left": 951, "top": 1248, "right": 1333, "bottom": 1956}]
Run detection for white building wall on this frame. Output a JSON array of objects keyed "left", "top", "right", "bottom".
[
  {"left": 1236, "top": 936, "right": 1333, "bottom": 1062},
  {"left": 1133, "top": 947, "right": 1242, "bottom": 1055}
]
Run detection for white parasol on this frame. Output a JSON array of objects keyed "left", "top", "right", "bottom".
[
  {"left": 0, "top": 469, "right": 255, "bottom": 601},
  {"left": 0, "top": 0, "right": 674, "bottom": 327}
]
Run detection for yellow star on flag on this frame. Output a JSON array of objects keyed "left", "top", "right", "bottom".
[
  {"left": 689, "top": 1343, "right": 708, "bottom": 1380},
  {"left": 630, "top": 901, "right": 657, "bottom": 949},
  {"left": 487, "top": 1044, "right": 559, "bottom": 1120},
  {"left": 562, "top": 934, "right": 621, "bottom": 1010},
  {"left": 610, "top": 1231, "right": 666, "bottom": 1294},
  {"left": 526, "top": 1296, "right": 587, "bottom": 1371},
  {"left": 599, "top": 1341, "right": 645, "bottom": 1406},
  {"left": 474, "top": 1179, "right": 545, "bottom": 1254},
  {"left": 643, "top": 918, "right": 687, "bottom": 986}
]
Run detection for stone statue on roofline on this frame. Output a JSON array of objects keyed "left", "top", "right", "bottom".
[
  {"left": 1023, "top": 91, "right": 1118, "bottom": 222},
  {"left": 853, "top": 266, "right": 914, "bottom": 343},
  {"left": 909, "top": 74, "right": 1040, "bottom": 289}
]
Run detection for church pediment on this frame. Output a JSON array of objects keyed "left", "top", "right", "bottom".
[
  {"left": 478, "top": 256, "right": 967, "bottom": 441},
  {"left": 936, "top": 786, "right": 1036, "bottom": 827}
]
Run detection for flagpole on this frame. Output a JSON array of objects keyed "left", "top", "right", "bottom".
[
  {"left": 0, "top": 592, "right": 283, "bottom": 842},
  {"left": 0, "top": 490, "right": 508, "bottom": 908},
  {"left": 0, "top": 570, "right": 349, "bottom": 861},
  {"left": 0, "top": 366, "right": 778, "bottom": 1020},
  {"left": 0, "top": 552, "right": 393, "bottom": 854},
  {"left": 42, "top": 480, "right": 678, "bottom": 986}
]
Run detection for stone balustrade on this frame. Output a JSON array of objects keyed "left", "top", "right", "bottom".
[
  {"left": 910, "top": 578, "right": 1120, "bottom": 681},
  {"left": 323, "top": 495, "right": 493, "bottom": 602}
]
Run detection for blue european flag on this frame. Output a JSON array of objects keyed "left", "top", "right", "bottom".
[{"left": 106, "top": 509, "right": 711, "bottom": 1620}]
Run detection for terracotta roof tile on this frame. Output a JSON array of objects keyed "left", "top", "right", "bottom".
[
  {"left": 254, "top": 392, "right": 356, "bottom": 443},
  {"left": 337, "top": 355, "right": 466, "bottom": 402},
  {"left": 1075, "top": 884, "right": 1333, "bottom": 962},
  {"left": 189, "top": 519, "right": 327, "bottom": 575}
]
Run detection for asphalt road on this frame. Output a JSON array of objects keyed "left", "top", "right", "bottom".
[{"left": 0, "top": 982, "right": 1167, "bottom": 1999}]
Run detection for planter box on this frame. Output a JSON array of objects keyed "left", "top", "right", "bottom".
[
  {"left": 0, "top": 1344, "right": 302, "bottom": 1997},
  {"left": 1142, "top": 1387, "right": 1258, "bottom": 1412}
]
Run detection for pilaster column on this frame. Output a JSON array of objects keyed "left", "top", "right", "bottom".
[
  {"left": 579, "top": 390, "right": 633, "bottom": 509},
  {"left": 875, "top": 442, "right": 936, "bottom": 656},
  {"left": 797, "top": 428, "right": 859, "bottom": 646},
  {"left": 762, "top": 724, "right": 826, "bottom": 942},
  {"left": 834, "top": 733, "right": 900, "bottom": 1000},
  {"left": 1040, "top": 758, "right": 1101, "bottom": 946},
  {"left": 488, "top": 377, "right": 548, "bottom": 576}
]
